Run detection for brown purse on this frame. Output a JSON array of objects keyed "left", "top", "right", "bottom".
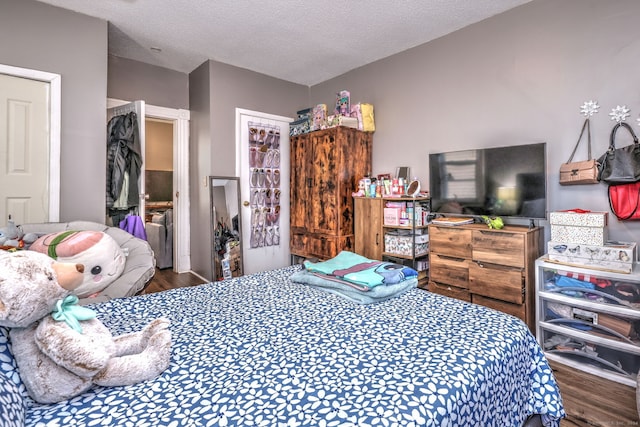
[{"left": 559, "top": 118, "right": 600, "bottom": 185}]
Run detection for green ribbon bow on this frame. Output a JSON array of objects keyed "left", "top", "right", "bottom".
[{"left": 51, "top": 295, "right": 96, "bottom": 334}]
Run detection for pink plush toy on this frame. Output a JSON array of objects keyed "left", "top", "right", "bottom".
[{"left": 29, "top": 231, "right": 126, "bottom": 298}]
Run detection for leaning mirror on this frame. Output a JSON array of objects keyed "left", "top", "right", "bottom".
[{"left": 209, "top": 176, "right": 243, "bottom": 281}]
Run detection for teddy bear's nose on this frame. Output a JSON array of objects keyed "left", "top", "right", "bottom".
[{"left": 76, "top": 264, "right": 84, "bottom": 274}]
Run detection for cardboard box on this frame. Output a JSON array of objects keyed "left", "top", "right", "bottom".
[
  {"left": 550, "top": 225, "right": 608, "bottom": 246},
  {"left": 384, "top": 208, "right": 401, "bottom": 226},
  {"left": 384, "top": 233, "right": 429, "bottom": 257},
  {"left": 549, "top": 211, "right": 608, "bottom": 227},
  {"left": 547, "top": 240, "right": 636, "bottom": 273},
  {"left": 550, "top": 210, "right": 609, "bottom": 245},
  {"left": 323, "top": 115, "right": 358, "bottom": 129}
]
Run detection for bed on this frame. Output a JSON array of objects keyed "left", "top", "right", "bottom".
[{"left": 1, "top": 264, "right": 564, "bottom": 426}]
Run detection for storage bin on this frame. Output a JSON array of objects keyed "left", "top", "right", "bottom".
[
  {"left": 384, "top": 233, "right": 429, "bottom": 256},
  {"left": 547, "top": 241, "right": 636, "bottom": 274},
  {"left": 540, "top": 328, "right": 640, "bottom": 379},
  {"left": 550, "top": 210, "right": 608, "bottom": 245}
]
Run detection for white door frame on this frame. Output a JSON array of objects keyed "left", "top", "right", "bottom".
[
  {"left": 108, "top": 98, "right": 191, "bottom": 273},
  {"left": 0, "top": 64, "right": 61, "bottom": 222}
]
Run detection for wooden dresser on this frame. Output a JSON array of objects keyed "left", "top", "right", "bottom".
[
  {"left": 290, "top": 127, "right": 372, "bottom": 260},
  {"left": 428, "top": 223, "right": 541, "bottom": 331}
]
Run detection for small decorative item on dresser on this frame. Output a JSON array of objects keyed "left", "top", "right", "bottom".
[{"left": 481, "top": 215, "right": 504, "bottom": 229}]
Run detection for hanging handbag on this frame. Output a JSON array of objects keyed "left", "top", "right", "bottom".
[
  {"left": 598, "top": 122, "right": 640, "bottom": 184},
  {"left": 608, "top": 181, "right": 640, "bottom": 220},
  {"left": 559, "top": 119, "right": 600, "bottom": 185}
]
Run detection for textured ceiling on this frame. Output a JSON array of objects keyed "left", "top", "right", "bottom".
[{"left": 35, "top": 0, "right": 531, "bottom": 86}]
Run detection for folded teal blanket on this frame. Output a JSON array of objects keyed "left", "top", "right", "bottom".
[
  {"left": 290, "top": 269, "right": 417, "bottom": 304},
  {"left": 303, "top": 251, "right": 418, "bottom": 290}
]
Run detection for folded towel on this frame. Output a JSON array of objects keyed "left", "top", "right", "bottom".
[
  {"left": 303, "top": 251, "right": 417, "bottom": 289},
  {"left": 290, "top": 269, "right": 417, "bottom": 304}
]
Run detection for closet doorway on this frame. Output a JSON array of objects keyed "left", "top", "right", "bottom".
[{"left": 107, "top": 98, "right": 191, "bottom": 273}]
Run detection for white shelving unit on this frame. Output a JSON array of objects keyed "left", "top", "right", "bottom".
[{"left": 535, "top": 256, "right": 640, "bottom": 388}]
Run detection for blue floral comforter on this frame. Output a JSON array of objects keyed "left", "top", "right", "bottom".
[{"left": 21, "top": 265, "right": 564, "bottom": 426}]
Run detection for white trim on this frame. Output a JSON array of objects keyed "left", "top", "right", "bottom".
[
  {"left": 108, "top": 98, "right": 192, "bottom": 273},
  {"left": 0, "top": 64, "right": 61, "bottom": 222}
]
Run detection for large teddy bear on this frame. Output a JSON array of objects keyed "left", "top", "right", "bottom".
[
  {"left": 0, "top": 250, "right": 171, "bottom": 404},
  {"left": 29, "top": 230, "right": 126, "bottom": 298}
]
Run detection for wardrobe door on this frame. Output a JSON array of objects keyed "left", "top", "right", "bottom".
[
  {"left": 309, "top": 130, "right": 339, "bottom": 235},
  {"left": 289, "top": 134, "right": 310, "bottom": 256}
]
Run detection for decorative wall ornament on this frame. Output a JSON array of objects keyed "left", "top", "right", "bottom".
[
  {"left": 580, "top": 100, "right": 599, "bottom": 117},
  {"left": 609, "top": 105, "right": 630, "bottom": 123}
]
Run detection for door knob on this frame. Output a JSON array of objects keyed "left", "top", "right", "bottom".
[{"left": 243, "top": 201, "right": 250, "bottom": 207}]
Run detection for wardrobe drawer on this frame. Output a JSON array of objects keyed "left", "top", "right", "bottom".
[
  {"left": 469, "top": 262, "right": 524, "bottom": 304},
  {"left": 473, "top": 229, "right": 525, "bottom": 268},
  {"left": 429, "top": 253, "right": 470, "bottom": 289}
]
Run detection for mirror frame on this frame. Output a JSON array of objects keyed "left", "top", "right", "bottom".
[{"left": 209, "top": 176, "right": 243, "bottom": 281}]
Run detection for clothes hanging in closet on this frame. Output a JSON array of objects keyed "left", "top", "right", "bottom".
[{"left": 106, "top": 111, "right": 142, "bottom": 211}]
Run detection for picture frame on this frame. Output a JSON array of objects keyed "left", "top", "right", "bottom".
[{"left": 395, "top": 166, "right": 410, "bottom": 181}]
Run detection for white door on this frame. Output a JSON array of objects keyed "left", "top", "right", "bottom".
[
  {"left": 106, "top": 101, "right": 146, "bottom": 223},
  {"left": 236, "top": 109, "right": 292, "bottom": 275},
  {"left": 0, "top": 73, "right": 50, "bottom": 224}
]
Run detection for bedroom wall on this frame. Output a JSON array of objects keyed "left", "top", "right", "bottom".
[
  {"left": 108, "top": 55, "right": 189, "bottom": 110},
  {"left": 188, "top": 60, "right": 307, "bottom": 279},
  {"left": 0, "top": 0, "right": 107, "bottom": 222},
  {"left": 310, "top": 0, "right": 640, "bottom": 244}
]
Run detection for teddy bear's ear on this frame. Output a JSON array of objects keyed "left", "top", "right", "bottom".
[{"left": 0, "top": 251, "right": 71, "bottom": 328}]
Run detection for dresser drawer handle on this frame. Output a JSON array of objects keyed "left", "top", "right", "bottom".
[
  {"left": 478, "top": 230, "right": 515, "bottom": 237},
  {"left": 436, "top": 254, "right": 466, "bottom": 262}
]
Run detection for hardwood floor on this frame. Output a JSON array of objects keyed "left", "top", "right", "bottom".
[{"left": 142, "top": 267, "right": 206, "bottom": 294}]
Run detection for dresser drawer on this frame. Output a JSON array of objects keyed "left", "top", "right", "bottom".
[
  {"left": 472, "top": 229, "right": 525, "bottom": 268},
  {"left": 429, "top": 226, "right": 472, "bottom": 258},
  {"left": 472, "top": 294, "right": 526, "bottom": 321},
  {"left": 469, "top": 262, "right": 524, "bottom": 304},
  {"left": 430, "top": 253, "right": 470, "bottom": 289},
  {"left": 428, "top": 281, "right": 471, "bottom": 302}
]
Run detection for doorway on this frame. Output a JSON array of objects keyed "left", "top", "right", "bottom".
[
  {"left": 236, "top": 108, "right": 292, "bottom": 274},
  {"left": 107, "top": 98, "right": 191, "bottom": 273},
  {"left": 0, "top": 64, "right": 61, "bottom": 223}
]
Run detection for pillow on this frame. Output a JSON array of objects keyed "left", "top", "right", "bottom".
[
  {"left": 0, "top": 329, "right": 25, "bottom": 426},
  {"left": 29, "top": 230, "right": 126, "bottom": 298}
]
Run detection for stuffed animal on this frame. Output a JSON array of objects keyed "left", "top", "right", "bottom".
[
  {"left": 0, "top": 250, "right": 171, "bottom": 404},
  {"left": 0, "top": 218, "right": 38, "bottom": 250},
  {"left": 29, "top": 230, "right": 126, "bottom": 298}
]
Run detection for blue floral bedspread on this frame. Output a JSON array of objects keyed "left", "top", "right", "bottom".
[{"left": 23, "top": 265, "right": 564, "bottom": 426}]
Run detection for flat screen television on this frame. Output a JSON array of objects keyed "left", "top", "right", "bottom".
[
  {"left": 145, "top": 170, "right": 173, "bottom": 203},
  {"left": 429, "top": 142, "right": 547, "bottom": 220}
]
